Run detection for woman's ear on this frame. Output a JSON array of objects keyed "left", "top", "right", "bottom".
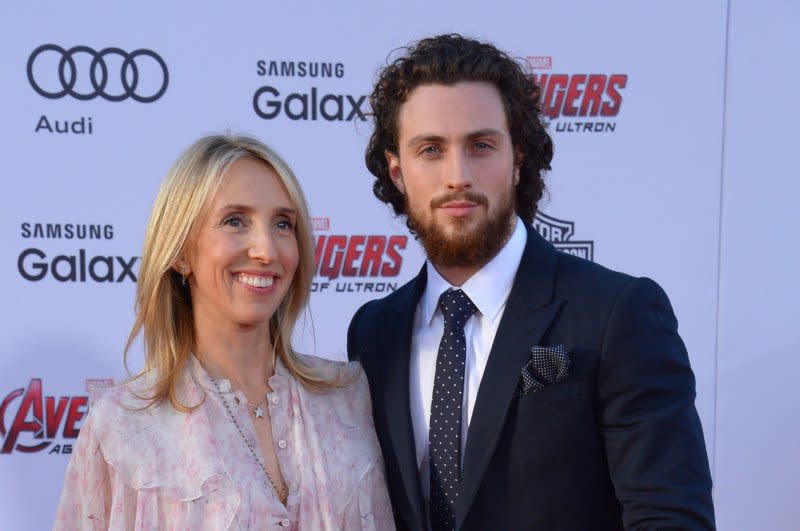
[
  {"left": 172, "top": 258, "right": 191, "bottom": 287},
  {"left": 172, "top": 257, "right": 190, "bottom": 275}
]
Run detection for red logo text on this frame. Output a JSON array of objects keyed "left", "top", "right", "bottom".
[
  {"left": 533, "top": 73, "right": 628, "bottom": 119},
  {"left": 1, "top": 379, "right": 88, "bottom": 454},
  {"left": 315, "top": 235, "right": 407, "bottom": 280}
]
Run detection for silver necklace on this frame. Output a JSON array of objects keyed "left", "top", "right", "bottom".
[
  {"left": 250, "top": 394, "right": 268, "bottom": 418},
  {"left": 210, "top": 377, "right": 288, "bottom": 505}
]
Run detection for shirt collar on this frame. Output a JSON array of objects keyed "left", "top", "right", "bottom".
[{"left": 421, "top": 217, "right": 527, "bottom": 325}]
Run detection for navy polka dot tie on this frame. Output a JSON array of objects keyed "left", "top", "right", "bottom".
[{"left": 429, "top": 288, "right": 477, "bottom": 530}]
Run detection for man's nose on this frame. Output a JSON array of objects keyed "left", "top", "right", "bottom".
[{"left": 444, "top": 150, "right": 473, "bottom": 189}]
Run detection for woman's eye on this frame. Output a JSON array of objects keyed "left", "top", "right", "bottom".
[
  {"left": 276, "top": 219, "right": 295, "bottom": 231},
  {"left": 223, "top": 216, "right": 244, "bottom": 228}
]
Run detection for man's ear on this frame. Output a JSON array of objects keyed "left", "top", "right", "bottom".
[
  {"left": 513, "top": 147, "right": 523, "bottom": 186},
  {"left": 385, "top": 151, "right": 406, "bottom": 195}
]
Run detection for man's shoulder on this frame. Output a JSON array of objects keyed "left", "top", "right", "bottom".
[
  {"left": 554, "top": 251, "right": 633, "bottom": 287},
  {"left": 353, "top": 272, "right": 420, "bottom": 322},
  {"left": 347, "top": 272, "right": 421, "bottom": 363},
  {"left": 548, "top": 250, "right": 673, "bottom": 315},
  {"left": 519, "top": 224, "right": 637, "bottom": 302}
]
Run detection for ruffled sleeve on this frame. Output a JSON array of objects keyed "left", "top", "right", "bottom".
[
  {"left": 53, "top": 396, "right": 113, "bottom": 530},
  {"left": 53, "top": 373, "right": 241, "bottom": 530},
  {"left": 334, "top": 363, "right": 396, "bottom": 530},
  {"left": 352, "top": 458, "right": 395, "bottom": 530}
]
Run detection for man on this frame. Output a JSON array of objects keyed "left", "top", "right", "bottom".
[{"left": 348, "top": 34, "right": 715, "bottom": 530}]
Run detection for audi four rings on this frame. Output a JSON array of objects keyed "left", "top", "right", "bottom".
[{"left": 27, "top": 44, "right": 168, "bottom": 102}]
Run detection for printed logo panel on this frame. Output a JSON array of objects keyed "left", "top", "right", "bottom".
[
  {"left": 17, "top": 222, "right": 139, "bottom": 283},
  {"left": 28, "top": 44, "right": 169, "bottom": 102},
  {"left": 0, "top": 379, "right": 111, "bottom": 455},
  {"left": 526, "top": 55, "right": 628, "bottom": 134},
  {"left": 311, "top": 217, "right": 409, "bottom": 293},
  {"left": 252, "top": 59, "right": 367, "bottom": 122},
  {"left": 534, "top": 211, "right": 594, "bottom": 261}
]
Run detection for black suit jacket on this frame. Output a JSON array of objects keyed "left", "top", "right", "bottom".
[{"left": 348, "top": 226, "right": 715, "bottom": 530}]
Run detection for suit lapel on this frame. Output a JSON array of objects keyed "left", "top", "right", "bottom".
[
  {"left": 378, "top": 266, "right": 427, "bottom": 531},
  {"left": 457, "top": 227, "right": 563, "bottom": 528}
]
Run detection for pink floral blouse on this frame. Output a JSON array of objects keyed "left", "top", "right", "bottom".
[{"left": 53, "top": 355, "right": 395, "bottom": 530}]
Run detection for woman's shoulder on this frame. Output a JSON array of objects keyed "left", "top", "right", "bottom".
[
  {"left": 295, "top": 353, "right": 365, "bottom": 385},
  {"left": 88, "top": 368, "right": 204, "bottom": 444},
  {"left": 89, "top": 373, "right": 155, "bottom": 419},
  {"left": 84, "top": 369, "right": 229, "bottom": 492},
  {"left": 293, "top": 353, "right": 370, "bottom": 401}
]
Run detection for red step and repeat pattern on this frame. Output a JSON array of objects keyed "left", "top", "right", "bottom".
[{"left": 2, "top": 1, "right": 797, "bottom": 529}]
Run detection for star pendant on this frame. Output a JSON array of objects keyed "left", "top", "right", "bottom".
[{"left": 253, "top": 405, "right": 264, "bottom": 418}]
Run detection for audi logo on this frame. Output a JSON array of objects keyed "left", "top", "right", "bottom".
[{"left": 27, "top": 44, "right": 169, "bottom": 102}]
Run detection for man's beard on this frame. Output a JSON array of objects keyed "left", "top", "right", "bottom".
[{"left": 406, "top": 187, "right": 516, "bottom": 269}]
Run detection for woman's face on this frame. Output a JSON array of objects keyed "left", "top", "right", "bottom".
[{"left": 182, "top": 158, "right": 299, "bottom": 333}]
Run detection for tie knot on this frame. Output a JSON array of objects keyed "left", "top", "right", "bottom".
[{"left": 438, "top": 288, "right": 477, "bottom": 330}]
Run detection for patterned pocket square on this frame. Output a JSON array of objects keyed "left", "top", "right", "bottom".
[{"left": 519, "top": 344, "right": 571, "bottom": 395}]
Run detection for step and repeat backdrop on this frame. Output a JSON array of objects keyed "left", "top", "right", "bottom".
[{"left": 2, "top": 1, "right": 797, "bottom": 529}]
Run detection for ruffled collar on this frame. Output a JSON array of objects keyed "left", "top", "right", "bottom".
[{"left": 187, "top": 353, "right": 290, "bottom": 399}]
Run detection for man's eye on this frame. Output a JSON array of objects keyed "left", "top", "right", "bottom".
[
  {"left": 474, "top": 141, "right": 493, "bottom": 151},
  {"left": 421, "top": 145, "right": 441, "bottom": 155}
]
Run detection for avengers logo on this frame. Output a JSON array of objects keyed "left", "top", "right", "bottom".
[
  {"left": 27, "top": 44, "right": 169, "bottom": 102},
  {"left": 1, "top": 379, "right": 88, "bottom": 454}
]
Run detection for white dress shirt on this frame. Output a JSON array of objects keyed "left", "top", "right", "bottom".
[{"left": 409, "top": 217, "right": 526, "bottom": 501}]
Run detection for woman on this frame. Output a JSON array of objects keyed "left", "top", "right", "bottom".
[{"left": 54, "top": 135, "right": 394, "bottom": 530}]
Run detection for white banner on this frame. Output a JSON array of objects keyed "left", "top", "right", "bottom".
[{"left": 5, "top": 1, "right": 792, "bottom": 529}]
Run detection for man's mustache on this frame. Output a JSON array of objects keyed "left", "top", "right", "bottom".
[{"left": 430, "top": 192, "right": 489, "bottom": 209}]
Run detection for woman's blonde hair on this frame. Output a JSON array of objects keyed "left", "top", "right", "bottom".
[{"left": 126, "top": 134, "right": 331, "bottom": 411}]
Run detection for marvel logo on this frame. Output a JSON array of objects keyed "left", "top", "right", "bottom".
[
  {"left": 312, "top": 217, "right": 330, "bottom": 231},
  {"left": 85, "top": 378, "right": 113, "bottom": 393},
  {"left": 525, "top": 56, "right": 552, "bottom": 70}
]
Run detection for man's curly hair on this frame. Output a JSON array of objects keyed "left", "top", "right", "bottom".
[{"left": 365, "top": 33, "right": 554, "bottom": 224}]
